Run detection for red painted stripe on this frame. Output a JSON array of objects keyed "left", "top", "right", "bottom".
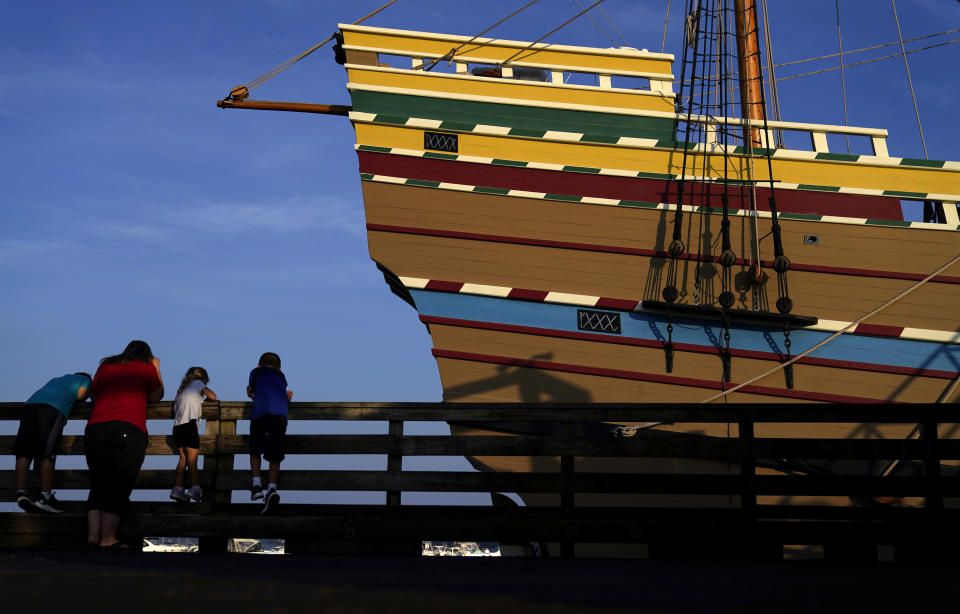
[
  {"left": 595, "top": 297, "right": 642, "bottom": 311},
  {"left": 421, "top": 315, "right": 958, "bottom": 380},
  {"left": 432, "top": 348, "right": 895, "bottom": 403},
  {"left": 854, "top": 323, "right": 906, "bottom": 338},
  {"left": 424, "top": 280, "right": 464, "bottom": 292},
  {"left": 358, "top": 150, "right": 906, "bottom": 220},
  {"left": 508, "top": 288, "right": 549, "bottom": 301},
  {"left": 367, "top": 223, "right": 960, "bottom": 285}
]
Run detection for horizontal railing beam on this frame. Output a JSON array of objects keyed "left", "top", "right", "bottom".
[{"left": 2, "top": 401, "right": 957, "bottom": 423}]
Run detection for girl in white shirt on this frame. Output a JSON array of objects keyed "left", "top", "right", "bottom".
[{"left": 169, "top": 367, "right": 216, "bottom": 502}]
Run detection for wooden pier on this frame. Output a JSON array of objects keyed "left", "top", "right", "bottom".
[{"left": 2, "top": 401, "right": 959, "bottom": 560}]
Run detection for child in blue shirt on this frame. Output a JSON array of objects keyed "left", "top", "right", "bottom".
[
  {"left": 15, "top": 372, "right": 92, "bottom": 513},
  {"left": 247, "top": 352, "right": 292, "bottom": 515}
]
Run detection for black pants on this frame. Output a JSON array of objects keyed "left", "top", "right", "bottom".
[{"left": 85, "top": 421, "right": 147, "bottom": 514}]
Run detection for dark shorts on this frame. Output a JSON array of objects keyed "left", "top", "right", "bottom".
[
  {"left": 250, "top": 414, "right": 287, "bottom": 463},
  {"left": 173, "top": 420, "right": 200, "bottom": 450},
  {"left": 85, "top": 421, "right": 147, "bottom": 515},
  {"left": 14, "top": 403, "right": 66, "bottom": 461}
]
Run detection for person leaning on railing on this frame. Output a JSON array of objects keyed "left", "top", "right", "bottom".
[{"left": 84, "top": 340, "right": 164, "bottom": 551}]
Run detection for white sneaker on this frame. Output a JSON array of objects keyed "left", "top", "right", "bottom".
[
  {"left": 187, "top": 485, "right": 203, "bottom": 502},
  {"left": 33, "top": 493, "right": 64, "bottom": 514},
  {"left": 261, "top": 488, "right": 279, "bottom": 515}
]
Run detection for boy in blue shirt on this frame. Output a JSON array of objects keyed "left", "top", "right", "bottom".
[
  {"left": 15, "top": 372, "right": 92, "bottom": 513},
  {"left": 247, "top": 352, "right": 292, "bottom": 515}
]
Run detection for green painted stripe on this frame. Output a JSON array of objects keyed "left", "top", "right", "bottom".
[
  {"left": 581, "top": 134, "right": 620, "bottom": 144},
  {"left": 780, "top": 212, "right": 824, "bottom": 221},
  {"left": 474, "top": 186, "right": 510, "bottom": 195},
  {"left": 882, "top": 190, "right": 928, "bottom": 198},
  {"left": 865, "top": 219, "right": 911, "bottom": 228},
  {"left": 545, "top": 194, "right": 583, "bottom": 202},
  {"left": 350, "top": 90, "right": 677, "bottom": 141},
  {"left": 508, "top": 128, "right": 547, "bottom": 138},
  {"left": 899, "top": 158, "right": 946, "bottom": 169},
  {"left": 407, "top": 179, "right": 441, "bottom": 188},
  {"left": 491, "top": 158, "right": 527, "bottom": 167},
  {"left": 797, "top": 184, "right": 842, "bottom": 192},
  {"left": 423, "top": 152, "right": 459, "bottom": 160},
  {"left": 374, "top": 114, "right": 408, "bottom": 125},
  {"left": 815, "top": 152, "right": 860, "bottom": 162},
  {"left": 637, "top": 171, "right": 675, "bottom": 180},
  {"left": 563, "top": 165, "right": 602, "bottom": 174},
  {"left": 657, "top": 139, "right": 694, "bottom": 149},
  {"left": 438, "top": 121, "right": 475, "bottom": 131},
  {"left": 619, "top": 200, "right": 660, "bottom": 209},
  {"left": 360, "top": 173, "right": 374, "bottom": 181},
  {"left": 698, "top": 206, "right": 739, "bottom": 215},
  {"left": 357, "top": 145, "right": 393, "bottom": 153},
  {"left": 732, "top": 146, "right": 777, "bottom": 156}
]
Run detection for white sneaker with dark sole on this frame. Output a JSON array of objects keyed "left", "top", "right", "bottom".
[
  {"left": 33, "top": 494, "right": 64, "bottom": 514},
  {"left": 16, "top": 491, "right": 36, "bottom": 513},
  {"left": 261, "top": 489, "right": 279, "bottom": 516}
]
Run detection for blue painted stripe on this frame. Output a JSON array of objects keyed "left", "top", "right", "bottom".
[{"left": 411, "top": 290, "right": 959, "bottom": 373}]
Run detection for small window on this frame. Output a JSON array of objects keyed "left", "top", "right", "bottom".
[
  {"left": 424, "top": 132, "right": 458, "bottom": 153},
  {"left": 578, "top": 309, "right": 621, "bottom": 334}
]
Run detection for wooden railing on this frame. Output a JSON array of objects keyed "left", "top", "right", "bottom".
[{"left": 1, "top": 401, "right": 959, "bottom": 559}]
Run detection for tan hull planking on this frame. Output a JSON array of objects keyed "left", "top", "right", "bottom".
[{"left": 428, "top": 323, "right": 952, "bottom": 404}]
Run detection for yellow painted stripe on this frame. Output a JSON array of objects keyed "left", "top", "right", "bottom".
[
  {"left": 340, "top": 27, "right": 673, "bottom": 76},
  {"left": 354, "top": 123, "right": 960, "bottom": 197},
  {"left": 346, "top": 67, "right": 675, "bottom": 114}
]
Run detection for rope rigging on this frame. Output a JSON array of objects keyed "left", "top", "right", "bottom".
[
  {"left": 891, "top": 0, "right": 928, "bottom": 159},
  {"left": 701, "top": 252, "right": 960, "bottom": 403},
  {"left": 495, "top": 0, "right": 606, "bottom": 68},
  {"left": 224, "top": 0, "right": 399, "bottom": 101},
  {"left": 572, "top": 0, "right": 618, "bottom": 46},
  {"left": 419, "top": 1, "right": 540, "bottom": 72},
  {"left": 662, "top": 0, "right": 794, "bottom": 384},
  {"left": 835, "top": 0, "right": 850, "bottom": 153},
  {"left": 673, "top": 27, "right": 960, "bottom": 91}
]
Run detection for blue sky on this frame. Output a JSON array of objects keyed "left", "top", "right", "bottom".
[{"left": 1, "top": 0, "right": 957, "bottom": 405}]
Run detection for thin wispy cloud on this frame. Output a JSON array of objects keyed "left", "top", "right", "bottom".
[
  {"left": 187, "top": 195, "right": 363, "bottom": 235},
  {"left": 0, "top": 239, "right": 74, "bottom": 267},
  {"left": 86, "top": 194, "right": 363, "bottom": 245}
]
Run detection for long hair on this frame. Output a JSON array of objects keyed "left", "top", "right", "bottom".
[
  {"left": 101, "top": 340, "right": 154, "bottom": 365},
  {"left": 177, "top": 366, "right": 209, "bottom": 395}
]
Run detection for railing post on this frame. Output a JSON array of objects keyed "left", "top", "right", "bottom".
[
  {"left": 386, "top": 419, "right": 402, "bottom": 506},
  {"left": 921, "top": 416, "right": 943, "bottom": 510},
  {"left": 198, "top": 401, "right": 234, "bottom": 553},
  {"left": 560, "top": 422, "right": 574, "bottom": 558},
  {"left": 738, "top": 410, "right": 756, "bottom": 517}
]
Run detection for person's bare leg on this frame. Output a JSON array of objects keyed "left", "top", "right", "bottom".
[
  {"left": 38, "top": 457, "right": 56, "bottom": 494},
  {"left": 249, "top": 454, "right": 261, "bottom": 479},
  {"left": 99, "top": 511, "right": 122, "bottom": 547},
  {"left": 175, "top": 449, "right": 187, "bottom": 489},
  {"left": 87, "top": 510, "right": 101, "bottom": 545},
  {"left": 268, "top": 461, "right": 280, "bottom": 488},
  {"left": 186, "top": 448, "right": 200, "bottom": 487},
  {"left": 15, "top": 457, "right": 30, "bottom": 491}
]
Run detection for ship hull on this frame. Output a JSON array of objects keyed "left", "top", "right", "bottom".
[{"left": 337, "top": 24, "right": 960, "bottom": 524}]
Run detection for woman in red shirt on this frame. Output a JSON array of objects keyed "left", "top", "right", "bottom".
[{"left": 86, "top": 340, "right": 163, "bottom": 550}]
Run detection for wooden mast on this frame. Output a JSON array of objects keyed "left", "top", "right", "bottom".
[{"left": 733, "top": 0, "right": 764, "bottom": 147}]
